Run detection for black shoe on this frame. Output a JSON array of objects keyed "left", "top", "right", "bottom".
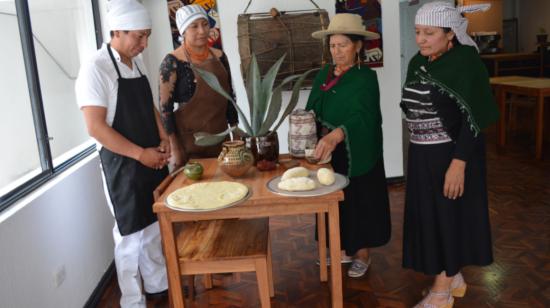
[
  {"left": 145, "top": 286, "right": 192, "bottom": 300},
  {"left": 145, "top": 289, "right": 168, "bottom": 301}
]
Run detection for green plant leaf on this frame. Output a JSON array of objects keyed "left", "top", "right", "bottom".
[
  {"left": 232, "top": 126, "right": 249, "bottom": 138},
  {"left": 193, "top": 126, "right": 236, "bottom": 146},
  {"left": 258, "top": 74, "right": 302, "bottom": 136},
  {"left": 270, "top": 68, "right": 319, "bottom": 134},
  {"left": 257, "top": 54, "right": 286, "bottom": 133},
  {"left": 245, "top": 55, "right": 262, "bottom": 135},
  {"left": 194, "top": 67, "right": 253, "bottom": 136},
  {"left": 194, "top": 67, "right": 233, "bottom": 102}
]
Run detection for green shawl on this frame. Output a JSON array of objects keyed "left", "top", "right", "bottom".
[
  {"left": 306, "top": 64, "right": 382, "bottom": 177},
  {"left": 405, "top": 45, "right": 499, "bottom": 135}
]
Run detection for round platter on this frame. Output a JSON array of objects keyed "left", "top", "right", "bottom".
[
  {"left": 165, "top": 183, "right": 252, "bottom": 212},
  {"left": 266, "top": 171, "right": 349, "bottom": 197}
]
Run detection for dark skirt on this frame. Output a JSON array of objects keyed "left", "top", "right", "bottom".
[
  {"left": 326, "top": 142, "right": 391, "bottom": 255},
  {"left": 402, "top": 136, "right": 493, "bottom": 276}
]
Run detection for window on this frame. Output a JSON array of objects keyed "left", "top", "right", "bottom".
[
  {"left": 28, "top": 0, "right": 97, "bottom": 166},
  {"left": 0, "top": 0, "right": 42, "bottom": 196},
  {"left": 0, "top": 0, "right": 100, "bottom": 211}
]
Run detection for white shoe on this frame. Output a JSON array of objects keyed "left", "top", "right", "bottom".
[{"left": 347, "top": 257, "right": 371, "bottom": 278}]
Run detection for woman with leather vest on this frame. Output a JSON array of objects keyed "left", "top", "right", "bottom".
[{"left": 159, "top": 4, "right": 238, "bottom": 168}]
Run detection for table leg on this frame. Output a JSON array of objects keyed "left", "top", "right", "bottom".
[
  {"left": 497, "top": 87, "right": 507, "bottom": 147},
  {"left": 536, "top": 93, "right": 544, "bottom": 159},
  {"left": 159, "top": 215, "right": 186, "bottom": 308},
  {"left": 328, "top": 204, "right": 343, "bottom": 308},
  {"left": 317, "top": 212, "right": 328, "bottom": 282}
]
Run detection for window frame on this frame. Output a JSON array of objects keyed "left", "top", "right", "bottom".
[{"left": 0, "top": 0, "right": 101, "bottom": 212}]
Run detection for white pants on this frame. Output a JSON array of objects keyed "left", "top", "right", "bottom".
[{"left": 102, "top": 170, "right": 168, "bottom": 308}]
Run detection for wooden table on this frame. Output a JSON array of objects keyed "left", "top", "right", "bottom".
[
  {"left": 481, "top": 52, "right": 542, "bottom": 76},
  {"left": 490, "top": 76, "right": 550, "bottom": 159},
  {"left": 153, "top": 158, "right": 345, "bottom": 307}
]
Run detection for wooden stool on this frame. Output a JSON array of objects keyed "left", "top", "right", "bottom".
[{"left": 174, "top": 218, "right": 274, "bottom": 307}]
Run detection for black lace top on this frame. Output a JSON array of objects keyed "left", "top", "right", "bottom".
[{"left": 158, "top": 52, "right": 238, "bottom": 135}]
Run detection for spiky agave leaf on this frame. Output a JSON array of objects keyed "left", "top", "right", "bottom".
[
  {"left": 193, "top": 67, "right": 253, "bottom": 136},
  {"left": 245, "top": 55, "right": 262, "bottom": 135},
  {"left": 270, "top": 68, "right": 319, "bottom": 134},
  {"left": 257, "top": 73, "right": 303, "bottom": 136},
  {"left": 255, "top": 54, "right": 286, "bottom": 135},
  {"left": 193, "top": 126, "right": 237, "bottom": 146}
]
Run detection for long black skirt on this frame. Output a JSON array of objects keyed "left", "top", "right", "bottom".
[
  {"left": 402, "top": 136, "right": 493, "bottom": 276},
  {"left": 320, "top": 142, "right": 391, "bottom": 255}
]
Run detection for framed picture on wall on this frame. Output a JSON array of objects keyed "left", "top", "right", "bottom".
[
  {"left": 166, "top": 0, "right": 223, "bottom": 49},
  {"left": 335, "top": 0, "right": 383, "bottom": 68}
]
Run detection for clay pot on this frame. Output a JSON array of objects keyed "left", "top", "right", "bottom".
[
  {"left": 244, "top": 132, "right": 279, "bottom": 171},
  {"left": 217, "top": 140, "right": 254, "bottom": 177}
]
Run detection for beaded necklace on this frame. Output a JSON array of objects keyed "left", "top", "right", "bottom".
[{"left": 184, "top": 42, "right": 210, "bottom": 63}]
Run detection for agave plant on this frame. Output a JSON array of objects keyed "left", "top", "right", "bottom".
[{"left": 193, "top": 54, "right": 317, "bottom": 146}]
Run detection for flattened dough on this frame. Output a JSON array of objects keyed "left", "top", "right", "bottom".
[
  {"left": 166, "top": 181, "right": 248, "bottom": 210},
  {"left": 278, "top": 177, "right": 316, "bottom": 191}
]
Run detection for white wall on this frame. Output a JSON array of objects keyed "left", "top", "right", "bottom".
[
  {"left": 140, "top": 0, "right": 404, "bottom": 177},
  {"left": 517, "top": 0, "right": 550, "bottom": 52},
  {"left": 0, "top": 154, "right": 113, "bottom": 308},
  {"left": 0, "top": 1, "right": 115, "bottom": 307}
]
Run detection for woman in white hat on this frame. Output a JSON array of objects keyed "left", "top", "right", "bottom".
[
  {"left": 401, "top": 2, "right": 498, "bottom": 307},
  {"left": 158, "top": 4, "right": 238, "bottom": 168},
  {"left": 307, "top": 13, "right": 391, "bottom": 278}
]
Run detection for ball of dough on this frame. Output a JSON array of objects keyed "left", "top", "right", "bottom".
[
  {"left": 317, "top": 168, "right": 335, "bottom": 186},
  {"left": 281, "top": 166, "right": 310, "bottom": 181},
  {"left": 278, "top": 177, "right": 316, "bottom": 191}
]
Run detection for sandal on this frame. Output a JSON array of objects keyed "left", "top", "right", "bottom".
[
  {"left": 414, "top": 290, "right": 454, "bottom": 308},
  {"left": 449, "top": 273, "right": 467, "bottom": 297},
  {"left": 422, "top": 273, "right": 467, "bottom": 298},
  {"left": 347, "top": 257, "right": 371, "bottom": 278}
]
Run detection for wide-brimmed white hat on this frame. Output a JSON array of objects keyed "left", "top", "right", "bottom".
[{"left": 312, "top": 13, "right": 379, "bottom": 40}]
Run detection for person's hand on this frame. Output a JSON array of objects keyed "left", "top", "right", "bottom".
[
  {"left": 158, "top": 139, "right": 171, "bottom": 158},
  {"left": 443, "top": 159, "right": 466, "bottom": 199},
  {"left": 314, "top": 128, "right": 345, "bottom": 161},
  {"left": 137, "top": 147, "right": 171, "bottom": 170}
]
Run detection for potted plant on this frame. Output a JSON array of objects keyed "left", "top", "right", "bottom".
[
  {"left": 537, "top": 27, "right": 548, "bottom": 44},
  {"left": 193, "top": 54, "right": 317, "bottom": 171}
]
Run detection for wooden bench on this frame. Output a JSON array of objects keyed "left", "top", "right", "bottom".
[
  {"left": 153, "top": 174, "right": 274, "bottom": 307},
  {"left": 174, "top": 218, "right": 274, "bottom": 307}
]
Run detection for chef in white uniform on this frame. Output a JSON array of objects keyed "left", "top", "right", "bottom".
[{"left": 75, "top": 0, "right": 170, "bottom": 307}]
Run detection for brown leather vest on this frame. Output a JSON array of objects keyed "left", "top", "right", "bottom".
[{"left": 174, "top": 52, "right": 230, "bottom": 162}]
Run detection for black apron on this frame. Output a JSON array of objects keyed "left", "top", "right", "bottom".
[{"left": 99, "top": 44, "right": 168, "bottom": 236}]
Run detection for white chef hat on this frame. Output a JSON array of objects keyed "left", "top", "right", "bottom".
[
  {"left": 415, "top": 1, "right": 490, "bottom": 51},
  {"left": 107, "top": 0, "right": 152, "bottom": 31},
  {"left": 176, "top": 5, "right": 208, "bottom": 37}
]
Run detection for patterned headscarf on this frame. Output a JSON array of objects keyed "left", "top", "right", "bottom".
[
  {"left": 176, "top": 5, "right": 208, "bottom": 38},
  {"left": 415, "top": 1, "right": 490, "bottom": 51}
]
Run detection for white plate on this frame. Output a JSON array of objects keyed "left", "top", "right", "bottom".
[
  {"left": 266, "top": 171, "right": 349, "bottom": 197},
  {"left": 165, "top": 185, "right": 252, "bottom": 212}
]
